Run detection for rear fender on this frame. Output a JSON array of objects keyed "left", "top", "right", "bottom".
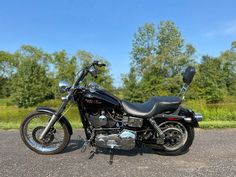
[
  {"left": 179, "top": 107, "right": 200, "bottom": 128},
  {"left": 36, "top": 107, "right": 73, "bottom": 135}
]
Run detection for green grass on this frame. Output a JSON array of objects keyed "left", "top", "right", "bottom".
[
  {"left": 0, "top": 103, "right": 82, "bottom": 130},
  {"left": 0, "top": 121, "right": 83, "bottom": 130},
  {"left": 183, "top": 100, "right": 236, "bottom": 121},
  {"left": 0, "top": 99, "right": 236, "bottom": 129},
  {"left": 199, "top": 121, "right": 236, "bottom": 128}
]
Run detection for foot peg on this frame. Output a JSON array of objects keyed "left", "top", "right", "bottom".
[{"left": 88, "top": 149, "right": 97, "bottom": 159}]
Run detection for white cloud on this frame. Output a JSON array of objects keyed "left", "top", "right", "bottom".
[
  {"left": 224, "top": 22, "right": 236, "bottom": 35},
  {"left": 205, "top": 32, "right": 217, "bottom": 37},
  {"left": 205, "top": 21, "right": 236, "bottom": 38}
]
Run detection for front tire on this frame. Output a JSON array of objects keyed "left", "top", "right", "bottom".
[{"left": 20, "top": 111, "right": 71, "bottom": 155}]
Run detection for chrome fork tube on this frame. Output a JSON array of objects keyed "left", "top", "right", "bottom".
[
  {"left": 39, "top": 95, "right": 71, "bottom": 140},
  {"left": 39, "top": 114, "right": 58, "bottom": 140}
]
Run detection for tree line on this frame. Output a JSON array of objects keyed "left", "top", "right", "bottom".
[
  {"left": 0, "top": 47, "right": 113, "bottom": 107},
  {"left": 122, "top": 21, "right": 236, "bottom": 103},
  {"left": 0, "top": 20, "right": 236, "bottom": 107}
]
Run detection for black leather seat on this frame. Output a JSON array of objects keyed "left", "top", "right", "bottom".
[{"left": 122, "top": 96, "right": 181, "bottom": 118}]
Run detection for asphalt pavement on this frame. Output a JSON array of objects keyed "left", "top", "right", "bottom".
[{"left": 0, "top": 129, "right": 235, "bottom": 177}]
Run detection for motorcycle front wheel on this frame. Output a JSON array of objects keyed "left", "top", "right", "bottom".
[{"left": 20, "top": 111, "right": 71, "bottom": 155}]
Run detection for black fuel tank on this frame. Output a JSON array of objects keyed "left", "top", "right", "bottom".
[{"left": 81, "top": 89, "right": 121, "bottom": 111}]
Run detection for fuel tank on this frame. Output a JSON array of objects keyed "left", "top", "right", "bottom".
[{"left": 81, "top": 88, "right": 121, "bottom": 111}]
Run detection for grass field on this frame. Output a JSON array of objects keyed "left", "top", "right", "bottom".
[{"left": 0, "top": 99, "right": 235, "bottom": 129}]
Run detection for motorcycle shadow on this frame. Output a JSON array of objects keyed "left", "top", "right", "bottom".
[
  {"left": 63, "top": 138, "right": 189, "bottom": 156},
  {"left": 90, "top": 147, "right": 189, "bottom": 158},
  {"left": 63, "top": 139, "right": 85, "bottom": 154},
  {"left": 91, "top": 147, "right": 153, "bottom": 157}
]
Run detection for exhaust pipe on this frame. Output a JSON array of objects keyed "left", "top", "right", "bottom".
[{"left": 194, "top": 113, "right": 203, "bottom": 121}]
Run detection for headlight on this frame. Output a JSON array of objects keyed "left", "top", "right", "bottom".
[{"left": 59, "top": 81, "right": 70, "bottom": 93}]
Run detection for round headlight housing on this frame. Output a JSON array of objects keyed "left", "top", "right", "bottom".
[{"left": 59, "top": 81, "right": 70, "bottom": 93}]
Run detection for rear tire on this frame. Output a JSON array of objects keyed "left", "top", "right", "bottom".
[{"left": 153, "top": 122, "right": 195, "bottom": 156}]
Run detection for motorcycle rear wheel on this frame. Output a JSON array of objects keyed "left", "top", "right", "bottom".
[{"left": 153, "top": 121, "right": 194, "bottom": 156}]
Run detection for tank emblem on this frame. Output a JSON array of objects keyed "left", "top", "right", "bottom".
[{"left": 85, "top": 99, "right": 102, "bottom": 104}]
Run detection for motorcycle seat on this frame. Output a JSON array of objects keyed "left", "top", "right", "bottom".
[{"left": 121, "top": 96, "right": 181, "bottom": 118}]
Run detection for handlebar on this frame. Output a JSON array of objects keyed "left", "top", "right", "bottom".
[
  {"left": 73, "top": 60, "right": 107, "bottom": 87},
  {"left": 86, "top": 60, "right": 107, "bottom": 79}
]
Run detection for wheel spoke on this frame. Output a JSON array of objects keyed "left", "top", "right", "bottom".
[{"left": 159, "top": 121, "right": 188, "bottom": 151}]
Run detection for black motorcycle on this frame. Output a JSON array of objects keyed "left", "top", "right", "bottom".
[{"left": 20, "top": 60, "right": 202, "bottom": 159}]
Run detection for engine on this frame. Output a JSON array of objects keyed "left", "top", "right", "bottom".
[
  {"left": 86, "top": 110, "right": 117, "bottom": 128},
  {"left": 95, "top": 130, "right": 136, "bottom": 150},
  {"left": 86, "top": 110, "right": 143, "bottom": 150}
]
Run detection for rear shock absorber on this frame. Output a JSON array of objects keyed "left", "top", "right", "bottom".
[{"left": 149, "top": 117, "right": 165, "bottom": 139}]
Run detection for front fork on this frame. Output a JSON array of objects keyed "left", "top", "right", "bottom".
[{"left": 39, "top": 96, "right": 70, "bottom": 140}]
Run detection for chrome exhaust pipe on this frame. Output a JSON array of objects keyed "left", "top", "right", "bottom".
[{"left": 194, "top": 113, "right": 203, "bottom": 121}]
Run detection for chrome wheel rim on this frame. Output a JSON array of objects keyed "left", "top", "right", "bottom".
[
  {"left": 23, "top": 114, "right": 66, "bottom": 153},
  {"left": 159, "top": 121, "right": 188, "bottom": 151}
]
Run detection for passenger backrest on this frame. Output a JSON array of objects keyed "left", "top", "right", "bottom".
[{"left": 183, "top": 66, "right": 195, "bottom": 85}]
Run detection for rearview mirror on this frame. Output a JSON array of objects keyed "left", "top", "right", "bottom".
[
  {"left": 183, "top": 66, "right": 195, "bottom": 85},
  {"left": 59, "top": 81, "right": 70, "bottom": 93}
]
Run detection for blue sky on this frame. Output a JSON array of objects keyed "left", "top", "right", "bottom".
[{"left": 0, "top": 0, "right": 236, "bottom": 86}]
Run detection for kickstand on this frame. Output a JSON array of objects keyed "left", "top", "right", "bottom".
[
  {"left": 108, "top": 149, "right": 114, "bottom": 165},
  {"left": 139, "top": 147, "right": 143, "bottom": 156}
]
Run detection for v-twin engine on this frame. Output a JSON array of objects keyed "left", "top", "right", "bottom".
[{"left": 95, "top": 130, "right": 136, "bottom": 150}]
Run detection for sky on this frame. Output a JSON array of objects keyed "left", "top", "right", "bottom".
[{"left": 0, "top": 0, "right": 236, "bottom": 86}]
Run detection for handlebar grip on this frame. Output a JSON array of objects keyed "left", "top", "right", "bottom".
[
  {"left": 93, "top": 60, "right": 106, "bottom": 67},
  {"left": 98, "top": 63, "right": 106, "bottom": 67}
]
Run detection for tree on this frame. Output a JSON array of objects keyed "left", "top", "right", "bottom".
[
  {"left": 125, "top": 20, "right": 196, "bottom": 101},
  {"left": 0, "top": 51, "right": 15, "bottom": 97},
  {"left": 156, "top": 21, "right": 195, "bottom": 77},
  {"left": 51, "top": 50, "right": 76, "bottom": 97},
  {"left": 52, "top": 50, "right": 76, "bottom": 82},
  {"left": 12, "top": 59, "right": 53, "bottom": 107},
  {"left": 218, "top": 44, "right": 236, "bottom": 96},
  {"left": 231, "top": 41, "right": 236, "bottom": 50},
  {"left": 131, "top": 23, "right": 157, "bottom": 74},
  {"left": 11, "top": 45, "right": 53, "bottom": 107},
  {"left": 122, "top": 67, "right": 142, "bottom": 102},
  {"left": 15, "top": 45, "right": 51, "bottom": 69},
  {"left": 197, "top": 56, "right": 226, "bottom": 103}
]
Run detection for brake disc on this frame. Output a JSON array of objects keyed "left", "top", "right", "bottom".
[{"left": 32, "top": 126, "right": 54, "bottom": 145}]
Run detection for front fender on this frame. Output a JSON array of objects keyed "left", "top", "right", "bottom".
[{"left": 36, "top": 107, "right": 73, "bottom": 135}]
